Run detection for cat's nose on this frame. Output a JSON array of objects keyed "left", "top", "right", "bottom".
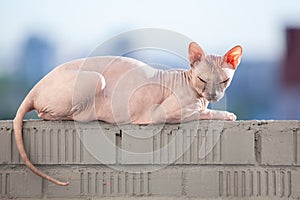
[
  {"left": 206, "top": 92, "right": 219, "bottom": 102},
  {"left": 210, "top": 93, "right": 217, "bottom": 99}
]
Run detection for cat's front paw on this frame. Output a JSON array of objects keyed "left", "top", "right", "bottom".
[
  {"left": 225, "top": 112, "right": 237, "bottom": 121},
  {"left": 198, "top": 109, "right": 237, "bottom": 121}
]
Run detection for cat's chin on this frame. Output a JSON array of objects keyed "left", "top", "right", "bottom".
[
  {"left": 207, "top": 99, "right": 218, "bottom": 103},
  {"left": 204, "top": 94, "right": 224, "bottom": 102},
  {"left": 205, "top": 97, "right": 222, "bottom": 102}
]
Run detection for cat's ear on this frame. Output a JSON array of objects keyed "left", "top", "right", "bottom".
[
  {"left": 223, "top": 45, "right": 242, "bottom": 70},
  {"left": 189, "top": 42, "right": 205, "bottom": 66}
]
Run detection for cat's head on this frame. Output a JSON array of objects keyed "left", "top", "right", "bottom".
[{"left": 188, "top": 42, "right": 242, "bottom": 102}]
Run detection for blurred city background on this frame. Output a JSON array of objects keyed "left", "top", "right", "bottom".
[{"left": 0, "top": 0, "right": 300, "bottom": 120}]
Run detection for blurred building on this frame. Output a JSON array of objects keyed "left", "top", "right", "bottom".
[
  {"left": 18, "top": 34, "right": 55, "bottom": 85},
  {"left": 283, "top": 28, "right": 300, "bottom": 86},
  {"left": 281, "top": 27, "right": 300, "bottom": 119}
]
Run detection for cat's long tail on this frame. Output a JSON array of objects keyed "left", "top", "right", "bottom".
[{"left": 13, "top": 94, "right": 69, "bottom": 186}]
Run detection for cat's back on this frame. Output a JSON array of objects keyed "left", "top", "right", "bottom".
[{"left": 55, "top": 56, "right": 151, "bottom": 74}]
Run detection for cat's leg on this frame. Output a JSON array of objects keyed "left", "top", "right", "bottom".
[
  {"left": 147, "top": 96, "right": 236, "bottom": 123},
  {"left": 198, "top": 109, "right": 237, "bottom": 121},
  {"left": 196, "top": 98, "right": 236, "bottom": 121}
]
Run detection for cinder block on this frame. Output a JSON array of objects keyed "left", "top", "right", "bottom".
[
  {"left": 217, "top": 169, "right": 295, "bottom": 198},
  {"left": 0, "top": 165, "right": 299, "bottom": 198},
  {"left": 174, "top": 128, "right": 198, "bottom": 164},
  {"left": 0, "top": 169, "right": 42, "bottom": 198},
  {"left": 78, "top": 127, "right": 116, "bottom": 164},
  {"left": 44, "top": 169, "right": 81, "bottom": 198},
  {"left": 186, "top": 167, "right": 298, "bottom": 198},
  {"left": 44, "top": 167, "right": 151, "bottom": 197},
  {"left": 4, "top": 120, "right": 118, "bottom": 165},
  {"left": 121, "top": 127, "right": 154, "bottom": 164},
  {"left": 260, "top": 121, "right": 295, "bottom": 165},
  {"left": 175, "top": 121, "right": 255, "bottom": 165},
  {"left": 120, "top": 121, "right": 256, "bottom": 165},
  {"left": 126, "top": 172, "right": 150, "bottom": 195},
  {"left": 0, "top": 120, "right": 299, "bottom": 166},
  {"left": 0, "top": 171, "right": 11, "bottom": 198},
  {"left": 196, "top": 121, "right": 224, "bottom": 164},
  {"left": 1, "top": 120, "right": 300, "bottom": 199},
  {"left": 221, "top": 125, "right": 255, "bottom": 164},
  {"left": 186, "top": 169, "right": 219, "bottom": 197},
  {"left": 0, "top": 125, "right": 11, "bottom": 164},
  {"left": 150, "top": 168, "right": 182, "bottom": 196},
  {"left": 153, "top": 127, "right": 177, "bottom": 164},
  {"left": 297, "top": 128, "right": 300, "bottom": 165},
  {"left": 292, "top": 171, "right": 300, "bottom": 198}
]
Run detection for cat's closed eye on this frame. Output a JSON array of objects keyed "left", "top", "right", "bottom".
[
  {"left": 198, "top": 77, "right": 207, "bottom": 83},
  {"left": 220, "top": 78, "right": 230, "bottom": 84}
]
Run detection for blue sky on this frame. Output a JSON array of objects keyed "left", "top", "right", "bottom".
[{"left": 1, "top": 0, "right": 300, "bottom": 63}]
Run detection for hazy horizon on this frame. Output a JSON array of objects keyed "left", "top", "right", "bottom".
[{"left": 1, "top": 0, "right": 300, "bottom": 66}]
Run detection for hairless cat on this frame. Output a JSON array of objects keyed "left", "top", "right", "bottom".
[{"left": 14, "top": 42, "right": 242, "bottom": 186}]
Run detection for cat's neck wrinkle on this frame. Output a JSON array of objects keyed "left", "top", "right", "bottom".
[{"left": 155, "top": 69, "right": 191, "bottom": 98}]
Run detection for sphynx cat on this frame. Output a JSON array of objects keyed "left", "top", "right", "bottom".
[{"left": 13, "top": 42, "right": 242, "bottom": 186}]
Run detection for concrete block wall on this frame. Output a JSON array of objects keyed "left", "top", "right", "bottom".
[{"left": 0, "top": 120, "right": 299, "bottom": 199}]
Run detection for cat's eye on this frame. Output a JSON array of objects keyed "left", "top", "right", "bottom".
[
  {"left": 198, "top": 77, "right": 207, "bottom": 83},
  {"left": 220, "top": 78, "right": 230, "bottom": 84}
]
